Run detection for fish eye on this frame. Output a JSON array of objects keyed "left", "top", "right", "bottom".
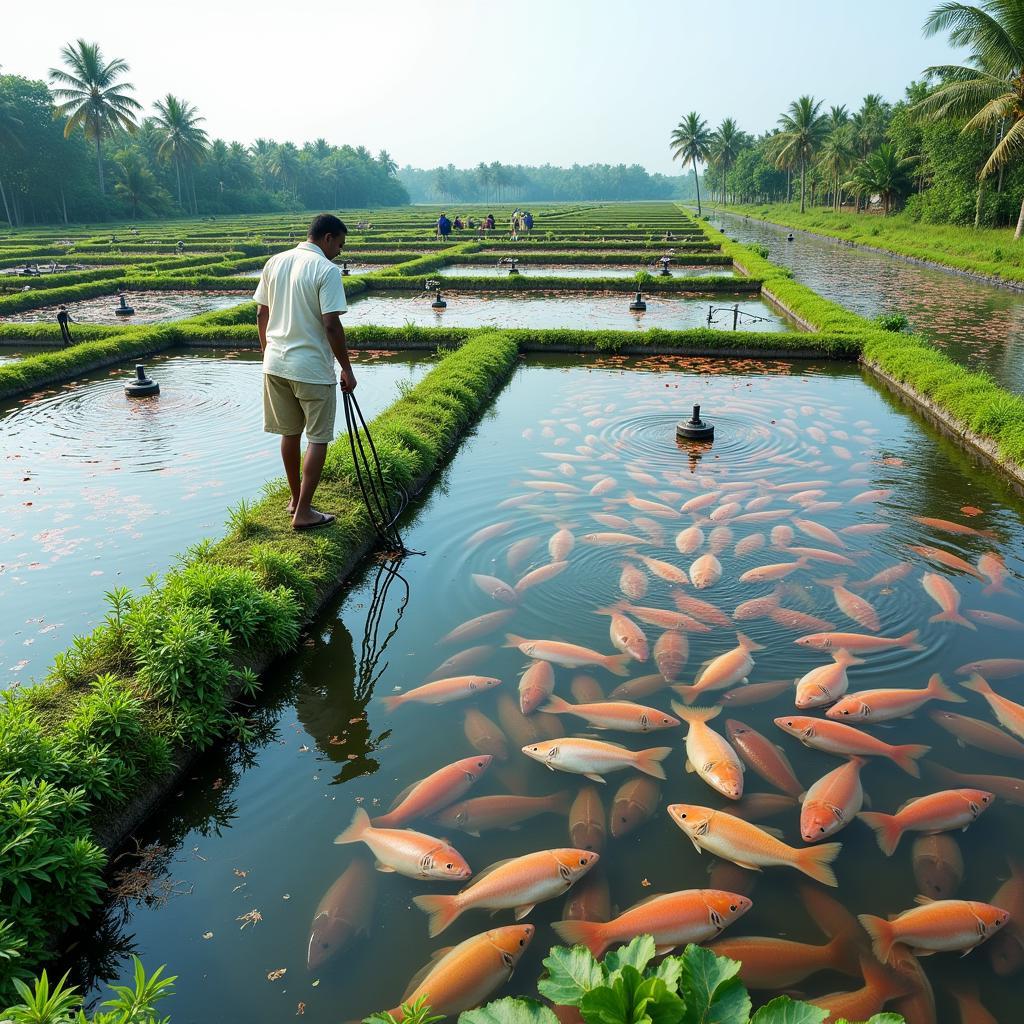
[
  {"left": 786, "top": 721, "right": 793, "bottom": 727},
  {"left": 519, "top": 939, "right": 525, "bottom": 946},
  {"left": 730, "top": 904, "right": 737, "bottom": 912},
  {"left": 679, "top": 812, "right": 687, "bottom": 818},
  {"left": 446, "top": 863, "right": 453, "bottom": 870},
  {"left": 820, "top": 827, "right": 826, "bottom": 832},
  {"left": 580, "top": 858, "right": 587, "bottom": 865}
]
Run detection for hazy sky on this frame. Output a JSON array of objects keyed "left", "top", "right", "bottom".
[{"left": 7, "top": 0, "right": 964, "bottom": 174}]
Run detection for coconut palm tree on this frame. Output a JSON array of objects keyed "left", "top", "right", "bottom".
[
  {"left": 818, "top": 124, "right": 855, "bottom": 210},
  {"left": 772, "top": 95, "right": 829, "bottom": 213},
  {"left": 916, "top": 0, "right": 1024, "bottom": 239},
  {"left": 852, "top": 93, "right": 891, "bottom": 156},
  {"left": 709, "top": 118, "right": 742, "bottom": 204},
  {"left": 113, "top": 150, "right": 168, "bottom": 217},
  {"left": 670, "top": 112, "right": 712, "bottom": 215},
  {"left": 377, "top": 149, "right": 398, "bottom": 176},
  {"left": 151, "top": 94, "right": 209, "bottom": 211},
  {"left": 0, "top": 93, "right": 22, "bottom": 225},
  {"left": 844, "top": 143, "right": 917, "bottom": 214},
  {"left": 268, "top": 142, "right": 301, "bottom": 193},
  {"left": 48, "top": 39, "right": 141, "bottom": 195}
]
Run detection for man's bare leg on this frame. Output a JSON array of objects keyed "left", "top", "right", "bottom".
[
  {"left": 292, "top": 441, "right": 329, "bottom": 527},
  {"left": 281, "top": 435, "right": 302, "bottom": 514}
]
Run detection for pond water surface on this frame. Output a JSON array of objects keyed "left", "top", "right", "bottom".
[
  {"left": 71, "top": 353, "right": 1024, "bottom": 1024},
  {"left": 708, "top": 209, "right": 1024, "bottom": 392},
  {"left": 0, "top": 349, "right": 431, "bottom": 685},
  {"left": 435, "top": 265, "right": 736, "bottom": 279},
  {"left": 1, "top": 291, "right": 251, "bottom": 325}
]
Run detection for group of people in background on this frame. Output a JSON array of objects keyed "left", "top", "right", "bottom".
[{"left": 435, "top": 209, "right": 534, "bottom": 241}]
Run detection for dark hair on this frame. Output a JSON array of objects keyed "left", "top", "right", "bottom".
[{"left": 308, "top": 213, "right": 347, "bottom": 240}]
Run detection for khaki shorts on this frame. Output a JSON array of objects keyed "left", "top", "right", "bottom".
[{"left": 263, "top": 374, "right": 337, "bottom": 443}]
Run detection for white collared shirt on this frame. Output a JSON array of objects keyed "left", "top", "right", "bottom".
[{"left": 253, "top": 241, "right": 347, "bottom": 385}]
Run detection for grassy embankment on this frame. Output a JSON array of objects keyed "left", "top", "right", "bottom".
[{"left": 715, "top": 202, "right": 1024, "bottom": 285}]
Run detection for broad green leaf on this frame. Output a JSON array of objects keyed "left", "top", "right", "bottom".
[
  {"left": 604, "top": 935, "right": 657, "bottom": 978},
  {"left": 749, "top": 996, "right": 828, "bottom": 1024},
  {"left": 538, "top": 944, "right": 605, "bottom": 1007},
  {"left": 677, "top": 945, "right": 751, "bottom": 1024},
  {"left": 833, "top": 1016, "right": 905, "bottom": 1024},
  {"left": 459, "top": 997, "right": 560, "bottom": 1024},
  {"left": 579, "top": 967, "right": 685, "bottom": 1024},
  {"left": 653, "top": 956, "right": 683, "bottom": 993}
]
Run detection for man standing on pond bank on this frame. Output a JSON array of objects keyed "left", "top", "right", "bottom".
[{"left": 254, "top": 213, "right": 357, "bottom": 531}]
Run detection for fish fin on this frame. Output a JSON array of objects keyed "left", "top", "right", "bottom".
[
  {"left": 551, "top": 919, "right": 608, "bottom": 959},
  {"left": 622, "top": 892, "right": 668, "bottom": 912},
  {"left": 732, "top": 861, "right": 763, "bottom": 872},
  {"left": 540, "top": 694, "right": 573, "bottom": 715},
  {"left": 891, "top": 743, "right": 930, "bottom": 778},
  {"left": 412, "top": 893, "right": 462, "bottom": 938},
  {"left": 655, "top": 945, "right": 677, "bottom": 956},
  {"left": 584, "top": 773, "right": 607, "bottom": 784},
  {"left": 859, "top": 954, "right": 912, "bottom": 998},
  {"left": 401, "top": 947, "right": 455, "bottom": 1002},
  {"left": 929, "top": 611, "right": 978, "bottom": 630},
  {"left": 815, "top": 574, "right": 847, "bottom": 588},
  {"left": 685, "top": 759, "right": 696, "bottom": 773},
  {"left": 374, "top": 862, "right": 396, "bottom": 873},
  {"left": 927, "top": 673, "right": 966, "bottom": 703},
  {"left": 334, "top": 807, "right": 371, "bottom": 845},
  {"left": 634, "top": 746, "right": 672, "bottom": 781},
  {"left": 797, "top": 841, "right": 842, "bottom": 887},
  {"left": 824, "top": 930, "right": 862, "bottom": 979},
  {"left": 899, "top": 629, "right": 925, "bottom": 651},
  {"left": 387, "top": 779, "right": 419, "bottom": 811},
  {"left": 912, "top": 894, "right": 936, "bottom": 906},
  {"left": 671, "top": 684, "right": 701, "bottom": 705},
  {"left": 670, "top": 701, "right": 722, "bottom": 725},
  {"left": 547, "top": 790, "right": 574, "bottom": 814},
  {"left": 858, "top": 913, "right": 896, "bottom": 964},
  {"left": 960, "top": 673, "right": 993, "bottom": 697},
  {"left": 690, "top": 837, "right": 704, "bottom": 854},
  {"left": 503, "top": 633, "right": 529, "bottom": 649},
  {"left": 472, "top": 857, "right": 517, "bottom": 883},
  {"left": 761, "top": 826, "right": 785, "bottom": 839},
  {"left": 381, "top": 694, "right": 404, "bottom": 712},
  {"left": 514, "top": 903, "right": 536, "bottom": 921},
  {"left": 858, "top": 811, "right": 902, "bottom": 856},
  {"left": 736, "top": 631, "right": 766, "bottom": 652},
  {"left": 605, "top": 654, "right": 632, "bottom": 677}
]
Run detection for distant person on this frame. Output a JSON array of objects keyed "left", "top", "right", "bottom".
[
  {"left": 453, "top": 215, "right": 463, "bottom": 230},
  {"left": 253, "top": 213, "right": 356, "bottom": 532},
  {"left": 486, "top": 213, "right": 495, "bottom": 230},
  {"left": 57, "top": 305, "right": 74, "bottom": 346},
  {"left": 437, "top": 213, "right": 452, "bottom": 240},
  {"left": 523, "top": 211, "right": 533, "bottom": 233}
]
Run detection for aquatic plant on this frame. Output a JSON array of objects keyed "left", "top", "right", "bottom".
[{"left": 873, "top": 312, "right": 909, "bottom": 332}]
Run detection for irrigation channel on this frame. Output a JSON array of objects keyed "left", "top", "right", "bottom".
[
  {"left": 707, "top": 208, "right": 1024, "bottom": 393},
  {"left": 0, "top": 350, "right": 430, "bottom": 683},
  {"left": 66, "top": 352, "right": 1024, "bottom": 1022}
]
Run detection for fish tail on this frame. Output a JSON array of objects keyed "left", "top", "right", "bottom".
[
  {"left": 412, "top": 893, "right": 462, "bottom": 937},
  {"left": 927, "top": 673, "right": 966, "bottom": 703},
  {"left": 634, "top": 746, "right": 672, "bottom": 780},
  {"left": 824, "top": 929, "right": 862, "bottom": 979},
  {"left": 551, "top": 918, "right": 608, "bottom": 958},
  {"left": 670, "top": 701, "right": 722, "bottom": 725},
  {"left": 593, "top": 605, "right": 620, "bottom": 618},
  {"left": 737, "top": 631, "right": 766, "bottom": 651},
  {"left": 503, "top": 633, "right": 529, "bottom": 648},
  {"left": 898, "top": 629, "right": 925, "bottom": 651},
  {"left": 796, "top": 841, "right": 842, "bottom": 887},
  {"left": 815, "top": 574, "right": 847, "bottom": 588},
  {"left": 983, "top": 582, "right": 1009, "bottom": 596},
  {"left": 928, "top": 610, "right": 977, "bottom": 630},
  {"left": 857, "top": 811, "right": 903, "bottom": 856},
  {"left": 960, "top": 673, "right": 993, "bottom": 697},
  {"left": 835, "top": 648, "right": 866, "bottom": 667},
  {"left": 546, "top": 789, "right": 573, "bottom": 814},
  {"left": 671, "top": 684, "right": 701, "bottom": 705},
  {"left": 858, "top": 915, "right": 896, "bottom": 964},
  {"left": 334, "top": 807, "right": 371, "bottom": 845},
  {"left": 604, "top": 654, "right": 632, "bottom": 677},
  {"left": 381, "top": 694, "right": 404, "bottom": 713},
  {"left": 891, "top": 743, "right": 930, "bottom": 777},
  {"left": 540, "top": 694, "right": 573, "bottom": 715}
]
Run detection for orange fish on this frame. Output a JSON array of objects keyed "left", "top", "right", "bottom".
[
  {"left": 800, "top": 757, "right": 866, "bottom": 843},
  {"left": 569, "top": 784, "right": 606, "bottom": 852},
  {"left": 506, "top": 536, "right": 541, "bottom": 572},
  {"left": 552, "top": 888, "right": 751, "bottom": 957},
  {"left": 673, "top": 632, "right": 764, "bottom": 703},
  {"left": 978, "top": 551, "right": 1010, "bottom": 594},
  {"left": 956, "top": 657, "right": 1024, "bottom": 680},
  {"left": 988, "top": 856, "right": 1024, "bottom": 976},
  {"left": 689, "top": 552, "right": 723, "bottom": 589},
  {"left": 966, "top": 609, "right": 1024, "bottom": 632},
  {"left": 827, "top": 673, "right": 963, "bottom": 723},
  {"left": 810, "top": 956, "right": 910, "bottom": 1024},
  {"left": 815, "top": 575, "right": 880, "bottom": 631},
  {"left": 926, "top": 762, "right": 1024, "bottom": 807},
  {"left": 570, "top": 674, "right": 604, "bottom": 703},
  {"left": 427, "top": 645, "right": 496, "bottom": 682},
  {"left": 774, "top": 716, "right": 929, "bottom": 776},
  {"left": 725, "top": 719, "right": 803, "bottom": 797},
  {"left": 913, "top": 516, "right": 996, "bottom": 539},
  {"left": 671, "top": 591, "right": 734, "bottom": 627},
  {"left": 541, "top": 694, "right": 679, "bottom": 733},
  {"left": 307, "top": 856, "right": 376, "bottom": 969},
  {"left": 472, "top": 573, "right": 519, "bottom": 605},
  {"left": 922, "top": 572, "right": 975, "bottom": 629},
  {"left": 860, "top": 788, "right": 994, "bottom": 856},
  {"left": 675, "top": 524, "right": 705, "bottom": 555},
  {"left": 948, "top": 981, "right": 999, "bottom": 1024},
  {"left": 609, "top": 673, "right": 670, "bottom": 700},
  {"left": 372, "top": 756, "right": 493, "bottom": 828},
  {"left": 672, "top": 704, "right": 745, "bottom": 800},
  {"left": 386, "top": 924, "right": 535, "bottom": 1020},
  {"left": 734, "top": 533, "right": 766, "bottom": 557},
  {"left": 433, "top": 791, "right": 571, "bottom": 836},
  {"left": 517, "top": 660, "right": 555, "bottom": 716},
  {"left": 619, "top": 562, "right": 648, "bottom": 600},
  {"left": 740, "top": 558, "right": 808, "bottom": 583},
  {"left": 848, "top": 561, "right": 913, "bottom": 591},
  {"left": 594, "top": 608, "right": 648, "bottom": 661},
  {"left": 795, "top": 649, "right": 864, "bottom": 709},
  {"left": 734, "top": 592, "right": 781, "bottom": 621},
  {"left": 614, "top": 601, "right": 711, "bottom": 634},
  {"left": 521, "top": 737, "right": 671, "bottom": 782},
  {"left": 668, "top": 803, "right": 841, "bottom": 886},
  {"left": 710, "top": 933, "right": 859, "bottom": 989},
  {"left": 438, "top": 609, "right": 517, "bottom": 646},
  {"left": 653, "top": 631, "right": 689, "bottom": 682},
  {"left": 504, "top": 634, "right": 630, "bottom": 676},
  {"left": 681, "top": 490, "right": 721, "bottom": 513},
  {"left": 630, "top": 552, "right": 688, "bottom": 585},
  {"left": 464, "top": 709, "right": 509, "bottom": 761},
  {"left": 794, "top": 629, "right": 922, "bottom": 653},
  {"left": 859, "top": 898, "right": 1009, "bottom": 961},
  {"left": 928, "top": 709, "right": 1024, "bottom": 760},
  {"left": 961, "top": 674, "right": 1024, "bottom": 740},
  {"left": 334, "top": 808, "right": 471, "bottom": 880},
  {"left": 383, "top": 674, "right": 502, "bottom": 712},
  {"left": 908, "top": 544, "right": 984, "bottom": 579},
  {"left": 720, "top": 680, "right": 792, "bottom": 706},
  {"left": 581, "top": 531, "right": 649, "bottom": 547},
  {"left": 514, "top": 560, "right": 568, "bottom": 594},
  {"left": 467, "top": 520, "right": 515, "bottom": 548},
  {"left": 414, "top": 849, "right": 598, "bottom": 935},
  {"left": 793, "top": 517, "right": 846, "bottom": 548},
  {"left": 913, "top": 833, "right": 964, "bottom": 899},
  {"left": 786, "top": 546, "right": 857, "bottom": 566},
  {"left": 610, "top": 776, "right": 661, "bottom": 838}
]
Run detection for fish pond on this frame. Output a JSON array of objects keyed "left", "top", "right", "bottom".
[
  {"left": 0, "top": 290, "right": 251, "bottom": 324},
  {"left": 348, "top": 291, "right": 789, "bottom": 331},
  {"left": 434, "top": 264, "right": 737, "bottom": 279},
  {"left": 0, "top": 348, "right": 431, "bottom": 684},
  {"left": 69, "top": 352, "right": 1024, "bottom": 1023}
]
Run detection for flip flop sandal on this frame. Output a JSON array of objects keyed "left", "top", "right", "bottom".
[{"left": 292, "top": 512, "right": 335, "bottom": 531}]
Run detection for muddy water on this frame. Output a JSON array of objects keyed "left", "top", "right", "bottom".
[
  {"left": 0, "top": 291, "right": 250, "bottom": 324},
  {"left": 0, "top": 349, "right": 431, "bottom": 685},
  {"left": 349, "top": 291, "right": 790, "bottom": 331},
  {"left": 71, "top": 354, "right": 1024, "bottom": 1023},
  {"left": 708, "top": 209, "right": 1024, "bottom": 392},
  {"left": 435, "top": 264, "right": 736, "bottom": 279}
]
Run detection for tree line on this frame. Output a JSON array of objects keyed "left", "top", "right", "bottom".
[{"left": 669, "top": 1, "right": 1024, "bottom": 237}]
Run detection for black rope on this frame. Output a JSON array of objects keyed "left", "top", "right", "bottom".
[
  {"left": 354, "top": 556, "right": 410, "bottom": 703},
  {"left": 342, "top": 389, "right": 423, "bottom": 558}
]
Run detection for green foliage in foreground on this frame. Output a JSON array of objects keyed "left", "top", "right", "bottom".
[
  {"left": 0, "top": 331, "right": 519, "bottom": 1001},
  {"left": 365, "top": 939, "right": 903, "bottom": 1024}
]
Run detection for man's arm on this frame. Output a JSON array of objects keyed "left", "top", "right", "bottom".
[
  {"left": 323, "top": 312, "right": 356, "bottom": 392},
  {"left": 256, "top": 304, "right": 269, "bottom": 352}
]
